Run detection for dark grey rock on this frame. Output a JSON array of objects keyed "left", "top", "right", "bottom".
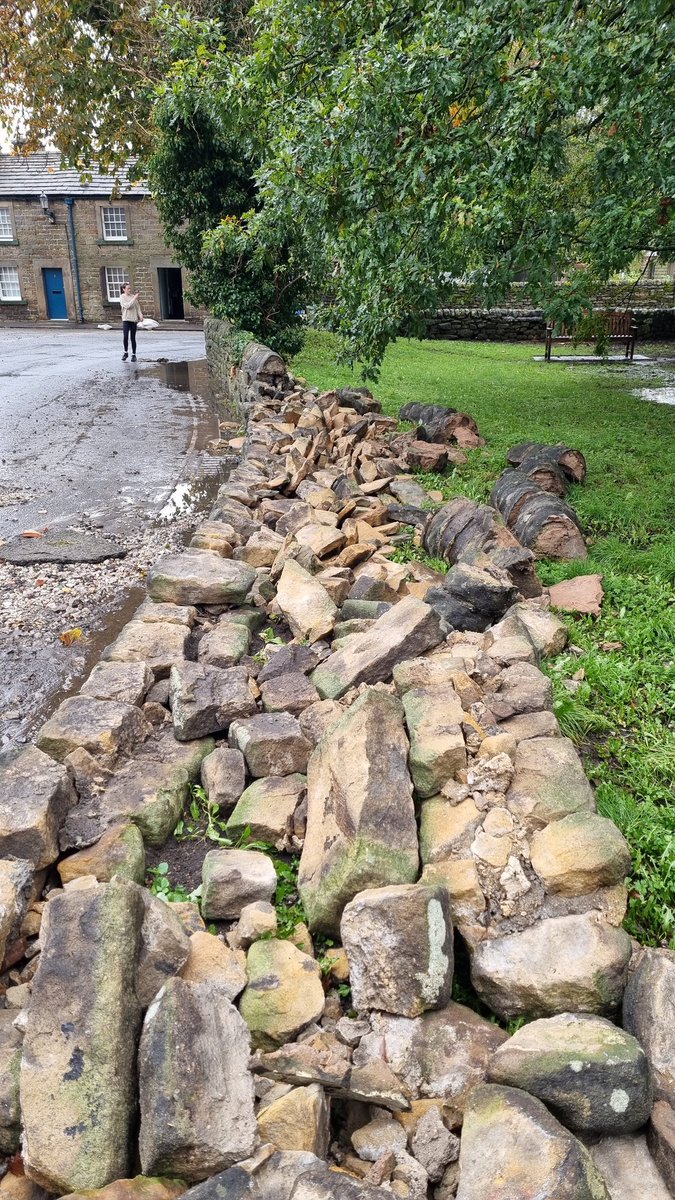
[
  {"left": 0, "top": 531, "right": 126, "bottom": 564},
  {"left": 169, "top": 662, "right": 257, "bottom": 741}
]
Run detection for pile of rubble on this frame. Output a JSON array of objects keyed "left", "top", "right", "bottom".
[{"left": 0, "top": 349, "right": 671, "bottom": 1200}]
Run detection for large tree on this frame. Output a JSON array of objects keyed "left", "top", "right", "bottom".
[
  {"left": 202, "top": 0, "right": 675, "bottom": 369},
  {"left": 2, "top": 0, "right": 674, "bottom": 369}
]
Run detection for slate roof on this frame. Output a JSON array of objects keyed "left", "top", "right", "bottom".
[{"left": 0, "top": 152, "right": 151, "bottom": 198}]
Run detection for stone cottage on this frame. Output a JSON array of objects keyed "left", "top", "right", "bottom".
[{"left": 0, "top": 152, "right": 206, "bottom": 325}]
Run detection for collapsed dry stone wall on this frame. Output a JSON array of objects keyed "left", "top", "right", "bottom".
[{"left": 0, "top": 329, "right": 673, "bottom": 1200}]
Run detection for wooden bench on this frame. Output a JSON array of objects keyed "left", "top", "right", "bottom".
[{"left": 544, "top": 310, "right": 637, "bottom": 361}]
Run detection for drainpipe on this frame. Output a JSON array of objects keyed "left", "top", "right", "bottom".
[{"left": 64, "top": 198, "right": 84, "bottom": 323}]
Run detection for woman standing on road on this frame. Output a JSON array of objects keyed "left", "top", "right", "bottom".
[{"left": 119, "top": 282, "right": 143, "bottom": 362}]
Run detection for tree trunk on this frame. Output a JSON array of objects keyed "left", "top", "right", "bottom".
[
  {"left": 506, "top": 441, "right": 587, "bottom": 484},
  {"left": 423, "top": 497, "right": 542, "bottom": 596},
  {"left": 491, "top": 473, "right": 587, "bottom": 560},
  {"left": 399, "top": 402, "right": 482, "bottom": 445}
]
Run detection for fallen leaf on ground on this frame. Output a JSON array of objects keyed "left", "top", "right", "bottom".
[
  {"left": 601, "top": 641, "right": 624, "bottom": 652},
  {"left": 21, "top": 530, "right": 42, "bottom": 538},
  {"left": 59, "top": 628, "right": 83, "bottom": 646}
]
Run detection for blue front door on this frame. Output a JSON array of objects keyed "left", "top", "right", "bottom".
[{"left": 43, "top": 268, "right": 68, "bottom": 320}]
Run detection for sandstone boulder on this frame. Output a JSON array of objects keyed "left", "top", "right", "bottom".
[
  {"left": 21, "top": 880, "right": 144, "bottom": 1193},
  {"left": 355, "top": 1003, "right": 507, "bottom": 1118},
  {"left": 341, "top": 884, "right": 453, "bottom": 1017},
  {"left": 311, "top": 597, "right": 444, "bottom": 700},
  {"left": 229, "top": 714, "right": 312, "bottom": 778},
  {"left": 261, "top": 673, "right": 321, "bottom": 717},
  {"left": 351, "top": 1115, "right": 407, "bottom": 1161},
  {"left": 180, "top": 930, "right": 247, "bottom": 1000},
  {"left": 133, "top": 597, "right": 198, "bottom": 627},
  {"left": 489, "top": 1012, "right": 652, "bottom": 1132},
  {"left": 135, "top": 887, "right": 191, "bottom": 1007},
  {"left": 169, "top": 662, "right": 257, "bottom": 741},
  {"left": 275, "top": 560, "right": 338, "bottom": 643},
  {"left": 201, "top": 746, "right": 247, "bottom": 812},
  {"left": 402, "top": 686, "right": 466, "bottom": 798},
  {"left": 102, "top": 620, "right": 189, "bottom": 679},
  {"left": 471, "top": 914, "right": 632, "bottom": 1020},
  {"left": 291, "top": 1168, "right": 391, "bottom": 1200},
  {"left": 61, "top": 1179, "right": 187, "bottom": 1200},
  {"left": 648, "top": 1100, "right": 675, "bottom": 1195},
  {"left": 623, "top": 950, "right": 675, "bottom": 1105},
  {"left": 392, "top": 654, "right": 465, "bottom": 696},
  {"left": 548, "top": 574, "right": 604, "bottom": 616},
  {"left": 239, "top": 938, "right": 325, "bottom": 1050},
  {"left": 0, "top": 1010, "right": 22, "bottom": 1153},
  {"left": 198, "top": 620, "right": 251, "bottom": 668},
  {"left": 226, "top": 775, "right": 306, "bottom": 844},
  {"left": 202, "top": 848, "right": 277, "bottom": 920},
  {"left": 485, "top": 662, "right": 553, "bottom": 720},
  {"left": 36, "top": 697, "right": 151, "bottom": 767},
  {"left": 298, "top": 690, "right": 419, "bottom": 933},
  {"left": 531, "top": 811, "right": 631, "bottom": 895},
  {"left": 80, "top": 661, "right": 154, "bottom": 706},
  {"left": 590, "top": 1134, "right": 672, "bottom": 1200},
  {"left": 59, "top": 730, "right": 214, "bottom": 849},
  {"left": 257, "top": 1084, "right": 330, "bottom": 1158},
  {"left": 419, "top": 796, "right": 482, "bottom": 864},
  {"left": 507, "top": 736, "right": 596, "bottom": 826},
  {"left": 147, "top": 551, "right": 255, "bottom": 606},
  {"left": 58, "top": 822, "right": 145, "bottom": 885},
  {"left": 0, "top": 858, "right": 36, "bottom": 964},
  {"left": 0, "top": 745, "right": 77, "bottom": 868},
  {"left": 456, "top": 1084, "right": 610, "bottom": 1200},
  {"left": 139, "top": 977, "right": 257, "bottom": 1181}
]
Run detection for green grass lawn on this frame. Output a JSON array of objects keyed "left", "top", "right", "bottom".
[{"left": 292, "top": 331, "right": 675, "bottom": 948}]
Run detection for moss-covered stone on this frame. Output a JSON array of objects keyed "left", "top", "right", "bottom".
[
  {"left": 58, "top": 823, "right": 146, "bottom": 885},
  {"left": 298, "top": 690, "right": 419, "bottom": 934},
  {"left": 239, "top": 939, "right": 325, "bottom": 1051},
  {"left": 226, "top": 774, "right": 306, "bottom": 843},
  {"left": 488, "top": 1013, "right": 652, "bottom": 1133},
  {"left": 21, "top": 879, "right": 144, "bottom": 1193},
  {"left": 60, "top": 730, "right": 214, "bottom": 850}
]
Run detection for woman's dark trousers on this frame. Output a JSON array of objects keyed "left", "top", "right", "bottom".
[{"left": 122, "top": 321, "right": 137, "bottom": 354}]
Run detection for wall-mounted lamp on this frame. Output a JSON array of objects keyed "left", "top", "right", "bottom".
[{"left": 38, "top": 191, "right": 56, "bottom": 224}]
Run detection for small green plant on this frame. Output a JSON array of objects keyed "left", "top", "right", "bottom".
[
  {"left": 174, "top": 783, "right": 233, "bottom": 847},
  {"left": 174, "top": 786, "right": 270, "bottom": 851},
  {"left": 389, "top": 533, "right": 448, "bottom": 575},
  {"left": 147, "top": 862, "right": 201, "bottom": 904},
  {"left": 272, "top": 854, "right": 307, "bottom": 938},
  {"left": 261, "top": 625, "right": 285, "bottom": 646}
]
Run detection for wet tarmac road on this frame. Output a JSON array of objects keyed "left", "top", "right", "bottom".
[
  {"left": 0, "top": 327, "right": 213, "bottom": 539},
  {"left": 0, "top": 326, "right": 231, "bottom": 750}
]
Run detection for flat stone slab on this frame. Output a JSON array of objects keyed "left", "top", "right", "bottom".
[
  {"left": 36, "top": 696, "right": 152, "bottom": 768},
  {"left": 147, "top": 551, "right": 255, "bottom": 606},
  {"left": 59, "top": 728, "right": 214, "bottom": 849},
  {"left": 102, "top": 620, "right": 189, "bottom": 680},
  {"left": 0, "top": 531, "right": 126, "bottom": 564}
]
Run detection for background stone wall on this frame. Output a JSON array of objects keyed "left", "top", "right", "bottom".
[
  {"left": 0, "top": 195, "right": 206, "bottom": 324},
  {"left": 425, "top": 306, "right": 675, "bottom": 343}
]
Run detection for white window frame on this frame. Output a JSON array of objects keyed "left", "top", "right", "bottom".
[
  {"left": 104, "top": 266, "right": 130, "bottom": 302},
  {"left": 0, "top": 266, "right": 22, "bottom": 300},
  {"left": 0, "top": 207, "right": 13, "bottom": 242},
  {"left": 101, "top": 205, "right": 128, "bottom": 242}
]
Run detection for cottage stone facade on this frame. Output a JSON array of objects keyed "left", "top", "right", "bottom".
[{"left": 0, "top": 153, "right": 205, "bottom": 325}]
